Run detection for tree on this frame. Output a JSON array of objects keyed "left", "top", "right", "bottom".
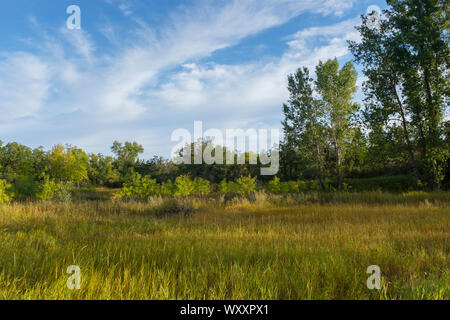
[
  {"left": 282, "top": 67, "right": 327, "bottom": 189},
  {"left": 111, "top": 141, "right": 144, "bottom": 183},
  {"left": 315, "top": 59, "right": 359, "bottom": 190},
  {"left": 88, "top": 153, "right": 119, "bottom": 186},
  {"left": 349, "top": 0, "right": 449, "bottom": 190},
  {"left": 0, "top": 142, "right": 35, "bottom": 182},
  {"left": 48, "top": 145, "right": 88, "bottom": 184}
]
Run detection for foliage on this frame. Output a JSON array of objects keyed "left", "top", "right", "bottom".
[
  {"left": 344, "top": 175, "right": 417, "bottom": 193},
  {"left": 53, "top": 183, "right": 73, "bottom": 203},
  {"left": 267, "top": 177, "right": 282, "bottom": 194},
  {"left": 315, "top": 58, "right": 359, "bottom": 190},
  {"left": 218, "top": 176, "right": 257, "bottom": 195},
  {"left": 88, "top": 153, "right": 119, "bottom": 186},
  {"left": 174, "top": 175, "right": 195, "bottom": 197},
  {"left": 0, "top": 179, "right": 12, "bottom": 203},
  {"left": 282, "top": 67, "right": 327, "bottom": 190},
  {"left": 48, "top": 145, "right": 88, "bottom": 184},
  {"left": 281, "top": 59, "right": 359, "bottom": 190},
  {"left": 111, "top": 141, "right": 144, "bottom": 183},
  {"left": 35, "top": 179, "right": 73, "bottom": 202},
  {"left": 118, "top": 173, "right": 160, "bottom": 199},
  {"left": 349, "top": 0, "right": 449, "bottom": 190},
  {"left": 160, "top": 180, "right": 176, "bottom": 196},
  {"left": 192, "top": 177, "right": 211, "bottom": 196},
  {"left": 235, "top": 176, "right": 257, "bottom": 195}
]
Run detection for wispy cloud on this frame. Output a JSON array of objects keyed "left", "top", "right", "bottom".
[{"left": 0, "top": 0, "right": 361, "bottom": 157}]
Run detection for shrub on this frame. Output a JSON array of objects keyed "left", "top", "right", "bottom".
[
  {"left": 297, "top": 180, "right": 309, "bottom": 192},
  {"left": 12, "top": 178, "right": 41, "bottom": 199},
  {"left": 218, "top": 180, "right": 229, "bottom": 195},
  {"left": 117, "top": 173, "right": 160, "bottom": 199},
  {"left": 268, "top": 177, "right": 282, "bottom": 194},
  {"left": 219, "top": 177, "right": 257, "bottom": 196},
  {"left": 138, "top": 175, "right": 160, "bottom": 198},
  {"left": 0, "top": 179, "right": 12, "bottom": 203},
  {"left": 235, "top": 176, "right": 257, "bottom": 195},
  {"left": 278, "top": 182, "right": 289, "bottom": 193},
  {"left": 54, "top": 183, "right": 73, "bottom": 203},
  {"left": 344, "top": 175, "right": 417, "bottom": 193},
  {"left": 175, "top": 175, "right": 195, "bottom": 197},
  {"left": 37, "top": 179, "right": 60, "bottom": 200},
  {"left": 193, "top": 177, "right": 211, "bottom": 196},
  {"left": 267, "top": 179, "right": 305, "bottom": 194},
  {"left": 154, "top": 198, "right": 195, "bottom": 217},
  {"left": 286, "top": 181, "right": 299, "bottom": 193},
  {"left": 160, "top": 180, "right": 175, "bottom": 196}
]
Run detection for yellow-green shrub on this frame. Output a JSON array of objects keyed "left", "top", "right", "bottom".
[
  {"left": 175, "top": 175, "right": 195, "bottom": 197},
  {"left": 37, "top": 179, "right": 60, "bottom": 200},
  {"left": 0, "top": 179, "right": 12, "bottom": 203},
  {"left": 117, "top": 173, "right": 160, "bottom": 199},
  {"left": 193, "top": 177, "right": 211, "bottom": 196},
  {"left": 268, "top": 177, "right": 281, "bottom": 194}
]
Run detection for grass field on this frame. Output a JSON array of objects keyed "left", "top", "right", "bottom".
[{"left": 0, "top": 191, "right": 448, "bottom": 300}]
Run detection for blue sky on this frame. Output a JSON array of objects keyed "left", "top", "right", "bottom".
[{"left": 0, "top": 0, "right": 387, "bottom": 158}]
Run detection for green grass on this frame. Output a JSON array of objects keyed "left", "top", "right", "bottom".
[{"left": 0, "top": 192, "right": 449, "bottom": 300}]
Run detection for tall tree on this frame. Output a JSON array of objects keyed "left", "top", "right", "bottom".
[
  {"left": 315, "top": 59, "right": 359, "bottom": 190},
  {"left": 349, "top": 0, "right": 449, "bottom": 190},
  {"left": 282, "top": 67, "right": 327, "bottom": 189}
]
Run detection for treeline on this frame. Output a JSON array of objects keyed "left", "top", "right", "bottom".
[
  {"left": 0, "top": 139, "right": 272, "bottom": 201},
  {"left": 0, "top": 0, "right": 448, "bottom": 202}
]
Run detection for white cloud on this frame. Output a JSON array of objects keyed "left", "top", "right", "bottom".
[
  {"left": 0, "top": 52, "right": 51, "bottom": 121},
  {"left": 148, "top": 17, "right": 362, "bottom": 130}
]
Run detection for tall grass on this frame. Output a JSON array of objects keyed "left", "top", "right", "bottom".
[{"left": 0, "top": 191, "right": 448, "bottom": 300}]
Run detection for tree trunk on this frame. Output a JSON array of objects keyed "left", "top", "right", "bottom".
[
  {"left": 336, "top": 146, "right": 343, "bottom": 191},
  {"left": 315, "top": 142, "right": 324, "bottom": 191},
  {"left": 423, "top": 64, "right": 441, "bottom": 191},
  {"left": 393, "top": 87, "right": 421, "bottom": 185}
]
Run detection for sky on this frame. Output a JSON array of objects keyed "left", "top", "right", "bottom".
[{"left": 0, "top": 0, "right": 387, "bottom": 159}]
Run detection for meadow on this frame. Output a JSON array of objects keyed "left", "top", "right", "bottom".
[{"left": 0, "top": 191, "right": 448, "bottom": 300}]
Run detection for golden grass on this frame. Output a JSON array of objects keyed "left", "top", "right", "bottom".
[{"left": 0, "top": 192, "right": 448, "bottom": 300}]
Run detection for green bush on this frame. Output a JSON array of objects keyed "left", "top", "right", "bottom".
[
  {"left": 0, "top": 179, "right": 12, "bottom": 203},
  {"left": 219, "top": 176, "right": 257, "bottom": 195},
  {"left": 286, "top": 181, "right": 300, "bottom": 193},
  {"left": 218, "top": 179, "right": 229, "bottom": 195},
  {"left": 235, "top": 176, "right": 257, "bottom": 195},
  {"left": 12, "top": 178, "right": 41, "bottom": 199},
  {"left": 297, "top": 180, "right": 309, "bottom": 192},
  {"left": 193, "top": 177, "right": 211, "bottom": 196},
  {"left": 37, "top": 179, "right": 60, "bottom": 200},
  {"left": 344, "top": 175, "right": 417, "bottom": 192},
  {"left": 160, "top": 180, "right": 175, "bottom": 196},
  {"left": 118, "top": 173, "right": 160, "bottom": 199},
  {"left": 175, "top": 175, "right": 195, "bottom": 197},
  {"left": 268, "top": 177, "right": 281, "bottom": 194}
]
